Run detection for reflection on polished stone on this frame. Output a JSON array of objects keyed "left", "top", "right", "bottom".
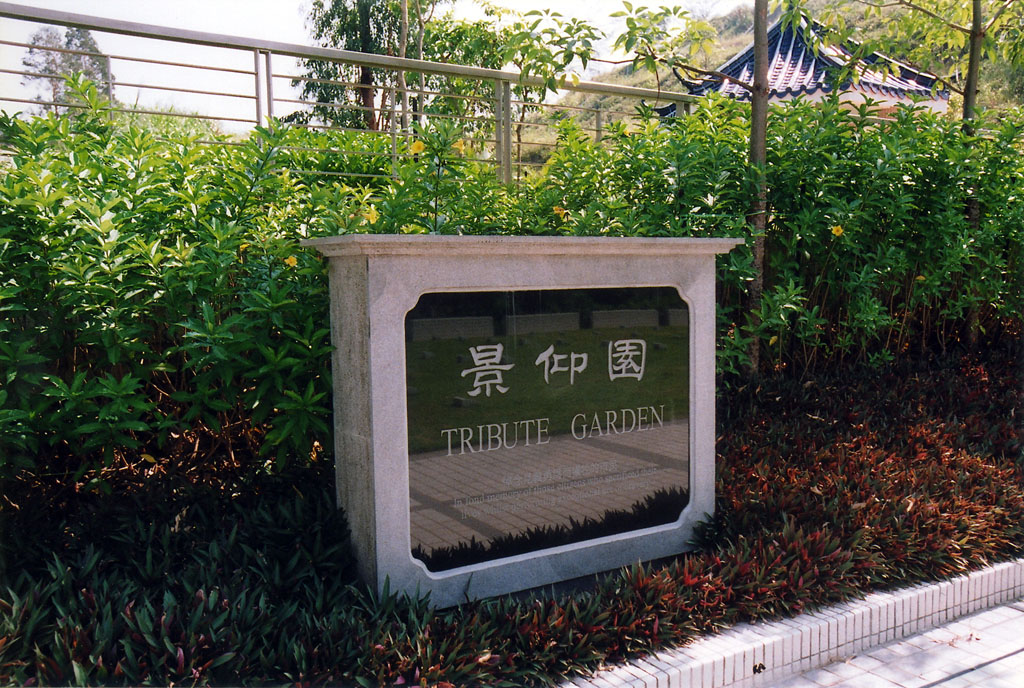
[{"left": 406, "top": 287, "right": 690, "bottom": 571}]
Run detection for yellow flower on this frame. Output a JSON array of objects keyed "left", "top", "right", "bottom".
[
  {"left": 361, "top": 205, "right": 380, "bottom": 225},
  {"left": 916, "top": 275, "right": 926, "bottom": 282},
  {"left": 453, "top": 139, "right": 466, "bottom": 154},
  {"left": 831, "top": 225, "right": 844, "bottom": 237},
  {"left": 239, "top": 243, "right": 250, "bottom": 252},
  {"left": 553, "top": 206, "right": 569, "bottom": 221},
  {"left": 284, "top": 255, "right": 298, "bottom": 267},
  {"left": 409, "top": 140, "right": 426, "bottom": 155}
]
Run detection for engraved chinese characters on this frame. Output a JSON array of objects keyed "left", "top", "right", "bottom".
[
  {"left": 461, "top": 344, "right": 512, "bottom": 397},
  {"left": 405, "top": 287, "right": 690, "bottom": 571}
]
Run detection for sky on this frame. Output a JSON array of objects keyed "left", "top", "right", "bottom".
[{"left": 0, "top": 0, "right": 746, "bottom": 129}]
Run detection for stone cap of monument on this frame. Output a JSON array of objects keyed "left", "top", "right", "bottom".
[{"left": 302, "top": 234, "right": 744, "bottom": 257}]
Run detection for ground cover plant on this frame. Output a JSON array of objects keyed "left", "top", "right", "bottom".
[
  {"left": 1, "top": 345, "right": 1020, "bottom": 685},
  {"left": 1, "top": 83, "right": 1022, "bottom": 685}
]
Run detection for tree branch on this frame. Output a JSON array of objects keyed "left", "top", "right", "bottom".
[
  {"left": 984, "top": 0, "right": 1018, "bottom": 33},
  {"left": 589, "top": 56, "right": 754, "bottom": 92},
  {"left": 854, "top": 0, "right": 970, "bottom": 34},
  {"left": 674, "top": 64, "right": 755, "bottom": 92}
]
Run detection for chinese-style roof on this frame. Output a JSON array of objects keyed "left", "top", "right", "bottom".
[{"left": 685, "top": 18, "right": 949, "bottom": 103}]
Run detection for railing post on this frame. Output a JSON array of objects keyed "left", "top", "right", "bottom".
[
  {"left": 494, "top": 79, "right": 512, "bottom": 185},
  {"left": 398, "top": 71, "right": 410, "bottom": 132},
  {"left": 390, "top": 85, "right": 399, "bottom": 180},
  {"left": 264, "top": 51, "right": 274, "bottom": 120},
  {"left": 253, "top": 49, "right": 263, "bottom": 127},
  {"left": 594, "top": 103, "right": 603, "bottom": 143},
  {"left": 494, "top": 80, "right": 504, "bottom": 182},
  {"left": 104, "top": 54, "right": 114, "bottom": 120}
]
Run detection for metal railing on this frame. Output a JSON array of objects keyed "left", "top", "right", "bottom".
[{"left": 0, "top": 1, "right": 697, "bottom": 184}]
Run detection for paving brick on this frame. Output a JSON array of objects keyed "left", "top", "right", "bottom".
[
  {"left": 801, "top": 667, "right": 844, "bottom": 686},
  {"left": 563, "top": 559, "right": 1024, "bottom": 688},
  {"left": 847, "top": 654, "right": 886, "bottom": 671},
  {"left": 699, "top": 659, "right": 714, "bottom": 687},
  {"left": 722, "top": 652, "right": 735, "bottom": 686},
  {"left": 836, "top": 676, "right": 898, "bottom": 688},
  {"left": 869, "top": 662, "right": 917, "bottom": 685}
]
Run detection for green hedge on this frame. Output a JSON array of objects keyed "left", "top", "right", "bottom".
[{"left": 1, "top": 81, "right": 1021, "bottom": 476}]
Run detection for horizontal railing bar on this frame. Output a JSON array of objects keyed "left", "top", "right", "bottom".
[
  {"left": 180, "top": 138, "right": 247, "bottom": 147},
  {"left": 376, "top": 81, "right": 494, "bottom": 104},
  {"left": 280, "top": 145, "right": 391, "bottom": 156},
  {"left": 279, "top": 97, "right": 425, "bottom": 119},
  {"left": 104, "top": 52, "right": 255, "bottom": 76},
  {"left": 284, "top": 72, "right": 494, "bottom": 105},
  {"left": 509, "top": 120, "right": 556, "bottom": 129},
  {"left": 289, "top": 122, "right": 405, "bottom": 137},
  {"left": 282, "top": 148, "right": 497, "bottom": 165},
  {"left": 140, "top": 134, "right": 247, "bottom": 147},
  {"left": 0, "top": 95, "right": 88, "bottom": 110},
  {"left": 282, "top": 99, "right": 496, "bottom": 129},
  {"left": 513, "top": 120, "right": 602, "bottom": 134},
  {"left": 109, "top": 106, "right": 258, "bottom": 124},
  {"left": 388, "top": 85, "right": 492, "bottom": 104},
  {"left": 0, "top": 37, "right": 256, "bottom": 77},
  {"left": 0, "top": 37, "right": 107, "bottom": 59},
  {"left": 0, "top": 67, "right": 67, "bottom": 81},
  {"left": 275, "top": 97, "right": 383, "bottom": 114},
  {"left": 112, "top": 81, "right": 256, "bottom": 100},
  {"left": 405, "top": 109, "right": 494, "bottom": 125},
  {"left": 286, "top": 168, "right": 392, "bottom": 179},
  {"left": 0, "top": 2, "right": 697, "bottom": 105},
  {"left": 287, "top": 74, "right": 389, "bottom": 91},
  {"left": 509, "top": 99, "right": 578, "bottom": 112}
]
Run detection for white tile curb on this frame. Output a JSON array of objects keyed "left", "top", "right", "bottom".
[{"left": 562, "top": 558, "right": 1024, "bottom": 688}]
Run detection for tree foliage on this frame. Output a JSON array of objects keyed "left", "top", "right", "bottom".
[
  {"left": 295, "top": 0, "right": 506, "bottom": 130},
  {"left": 21, "top": 26, "right": 111, "bottom": 113},
  {"left": 294, "top": 0, "right": 404, "bottom": 129},
  {"left": 812, "top": 0, "right": 1024, "bottom": 117}
]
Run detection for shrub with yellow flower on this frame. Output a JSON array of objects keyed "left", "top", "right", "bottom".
[
  {"left": 831, "top": 225, "right": 844, "bottom": 237},
  {"left": 284, "top": 255, "right": 298, "bottom": 267},
  {"left": 409, "top": 140, "right": 426, "bottom": 155},
  {"left": 361, "top": 205, "right": 380, "bottom": 225},
  {"left": 553, "top": 206, "right": 569, "bottom": 221},
  {"left": 452, "top": 139, "right": 466, "bottom": 155}
]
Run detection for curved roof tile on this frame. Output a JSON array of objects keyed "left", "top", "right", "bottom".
[{"left": 687, "top": 18, "right": 949, "bottom": 103}]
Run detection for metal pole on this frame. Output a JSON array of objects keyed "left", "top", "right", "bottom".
[
  {"left": 253, "top": 49, "right": 263, "bottom": 127},
  {"left": 500, "top": 80, "right": 512, "bottom": 185},
  {"left": 264, "top": 51, "right": 274, "bottom": 120},
  {"left": 104, "top": 54, "right": 114, "bottom": 120},
  {"left": 390, "top": 85, "right": 399, "bottom": 180},
  {"left": 399, "top": 71, "right": 409, "bottom": 132},
  {"left": 493, "top": 80, "right": 504, "bottom": 183}
]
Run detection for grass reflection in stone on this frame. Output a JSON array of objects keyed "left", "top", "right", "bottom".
[{"left": 413, "top": 486, "right": 690, "bottom": 571}]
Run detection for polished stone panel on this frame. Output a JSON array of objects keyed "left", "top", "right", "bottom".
[{"left": 405, "top": 288, "right": 690, "bottom": 571}]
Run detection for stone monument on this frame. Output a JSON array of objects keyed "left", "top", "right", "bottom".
[{"left": 303, "top": 235, "right": 742, "bottom": 607}]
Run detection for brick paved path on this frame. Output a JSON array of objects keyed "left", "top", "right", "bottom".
[{"left": 767, "top": 600, "right": 1024, "bottom": 688}]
